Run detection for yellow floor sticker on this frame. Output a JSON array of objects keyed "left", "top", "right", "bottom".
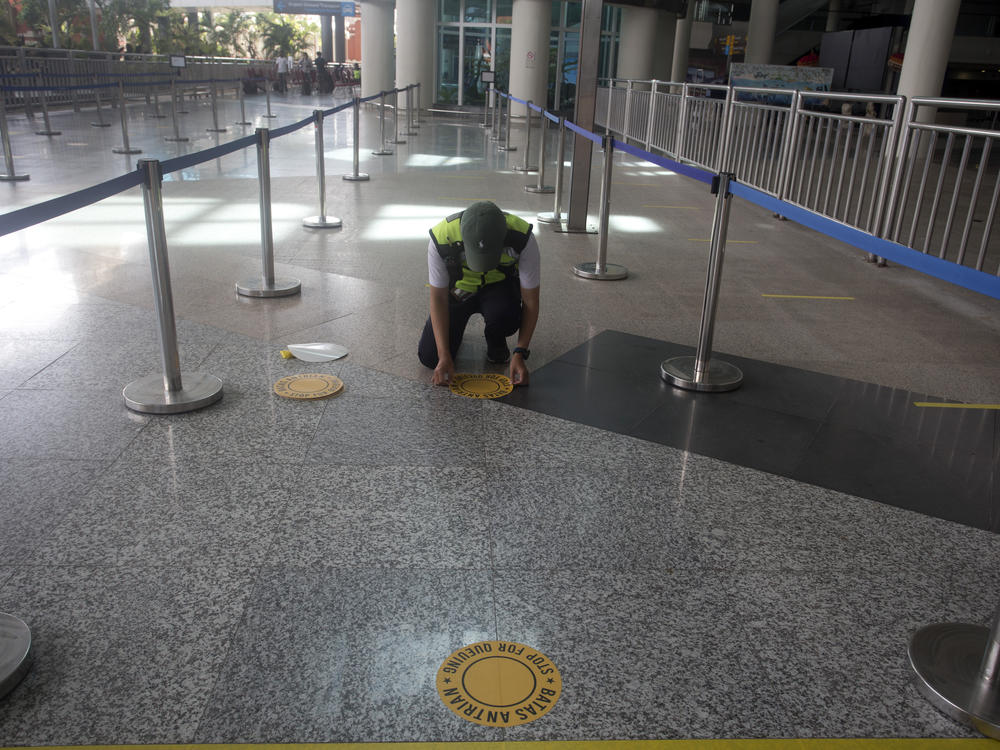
[
  {"left": 273, "top": 373, "right": 344, "bottom": 399},
  {"left": 436, "top": 640, "right": 562, "bottom": 726},
  {"left": 450, "top": 373, "right": 514, "bottom": 399},
  {"left": 13, "top": 739, "right": 996, "bottom": 750}
]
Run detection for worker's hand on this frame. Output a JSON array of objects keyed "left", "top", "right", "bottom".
[
  {"left": 510, "top": 356, "right": 529, "bottom": 387},
  {"left": 432, "top": 357, "right": 456, "bottom": 386}
]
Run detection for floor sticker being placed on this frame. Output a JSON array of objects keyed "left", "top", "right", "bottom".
[
  {"left": 436, "top": 640, "right": 562, "bottom": 727},
  {"left": 273, "top": 373, "right": 344, "bottom": 400},
  {"left": 449, "top": 373, "right": 513, "bottom": 399}
]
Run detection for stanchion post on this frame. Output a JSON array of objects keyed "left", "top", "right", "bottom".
[
  {"left": 372, "top": 90, "right": 393, "bottom": 155},
  {"left": 537, "top": 116, "right": 567, "bottom": 223},
  {"left": 515, "top": 101, "right": 537, "bottom": 172},
  {"left": 414, "top": 81, "right": 421, "bottom": 124},
  {"left": 91, "top": 76, "right": 110, "bottom": 127},
  {"left": 492, "top": 92, "right": 502, "bottom": 141},
  {"left": 482, "top": 85, "right": 490, "bottom": 128},
  {"left": 123, "top": 158, "right": 224, "bottom": 414},
  {"left": 343, "top": 95, "right": 370, "bottom": 182},
  {"left": 237, "top": 128, "right": 302, "bottom": 298},
  {"left": 0, "top": 612, "right": 32, "bottom": 700},
  {"left": 176, "top": 84, "right": 189, "bottom": 114},
  {"left": 34, "top": 74, "right": 60, "bottom": 136},
  {"left": 908, "top": 604, "right": 1000, "bottom": 738},
  {"left": 499, "top": 95, "right": 516, "bottom": 152},
  {"left": 236, "top": 81, "right": 251, "bottom": 125},
  {"left": 390, "top": 88, "right": 406, "bottom": 144},
  {"left": 304, "top": 110, "right": 343, "bottom": 228},
  {"left": 573, "top": 135, "right": 627, "bottom": 280},
  {"left": 263, "top": 78, "right": 276, "bottom": 118},
  {"left": 405, "top": 85, "right": 417, "bottom": 135},
  {"left": 165, "top": 78, "right": 188, "bottom": 142},
  {"left": 207, "top": 78, "right": 226, "bottom": 132},
  {"left": 0, "top": 94, "right": 29, "bottom": 181},
  {"left": 526, "top": 111, "right": 553, "bottom": 194},
  {"left": 148, "top": 80, "right": 165, "bottom": 118},
  {"left": 112, "top": 81, "right": 141, "bottom": 155},
  {"left": 660, "top": 172, "right": 743, "bottom": 392}
]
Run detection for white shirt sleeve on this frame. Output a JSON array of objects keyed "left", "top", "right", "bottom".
[
  {"left": 517, "top": 234, "right": 541, "bottom": 289},
  {"left": 428, "top": 240, "right": 450, "bottom": 288}
]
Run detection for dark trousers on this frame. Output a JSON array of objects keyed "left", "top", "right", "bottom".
[{"left": 418, "top": 280, "right": 522, "bottom": 368}]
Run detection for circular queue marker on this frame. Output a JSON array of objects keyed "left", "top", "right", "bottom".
[
  {"left": 436, "top": 640, "right": 562, "bottom": 727},
  {"left": 273, "top": 373, "right": 344, "bottom": 400},
  {"left": 449, "top": 373, "right": 513, "bottom": 399}
]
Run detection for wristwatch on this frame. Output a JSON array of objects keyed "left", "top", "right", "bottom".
[{"left": 512, "top": 347, "right": 530, "bottom": 360}]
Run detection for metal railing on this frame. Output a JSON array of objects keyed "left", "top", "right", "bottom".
[{"left": 598, "top": 78, "right": 1000, "bottom": 276}]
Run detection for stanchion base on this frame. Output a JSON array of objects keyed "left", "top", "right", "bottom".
[
  {"left": 536, "top": 211, "right": 562, "bottom": 224},
  {"left": 236, "top": 277, "right": 302, "bottom": 298},
  {"left": 262, "top": 114, "right": 277, "bottom": 119},
  {"left": 0, "top": 173, "right": 30, "bottom": 182},
  {"left": 526, "top": 185, "right": 555, "bottom": 194},
  {"left": 574, "top": 262, "right": 628, "bottom": 281},
  {"left": 0, "top": 612, "right": 32, "bottom": 700},
  {"left": 112, "top": 147, "right": 142, "bottom": 154},
  {"left": 513, "top": 166, "right": 539, "bottom": 173},
  {"left": 235, "top": 121, "right": 252, "bottom": 125},
  {"left": 164, "top": 136, "right": 189, "bottom": 142},
  {"left": 660, "top": 356, "right": 743, "bottom": 393},
  {"left": 909, "top": 623, "right": 1000, "bottom": 739},
  {"left": 35, "top": 130, "right": 61, "bottom": 136},
  {"left": 123, "top": 372, "right": 223, "bottom": 415},
  {"left": 342, "top": 173, "right": 370, "bottom": 182},
  {"left": 206, "top": 128, "right": 228, "bottom": 133},
  {"left": 498, "top": 146, "right": 518, "bottom": 152},
  {"left": 147, "top": 114, "right": 167, "bottom": 119},
  {"left": 372, "top": 149, "right": 393, "bottom": 156},
  {"left": 553, "top": 221, "right": 598, "bottom": 234},
  {"left": 90, "top": 122, "right": 111, "bottom": 128},
  {"left": 390, "top": 139, "right": 407, "bottom": 145},
  {"left": 405, "top": 130, "right": 418, "bottom": 136},
  {"left": 303, "top": 215, "right": 343, "bottom": 228}
]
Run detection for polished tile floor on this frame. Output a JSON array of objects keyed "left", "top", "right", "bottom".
[{"left": 1, "top": 88, "right": 999, "bottom": 745}]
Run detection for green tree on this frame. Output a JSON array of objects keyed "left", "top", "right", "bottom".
[
  {"left": 210, "top": 10, "right": 254, "bottom": 57},
  {"left": 257, "top": 12, "right": 313, "bottom": 58}
]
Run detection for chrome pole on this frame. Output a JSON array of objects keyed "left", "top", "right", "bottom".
[
  {"left": 391, "top": 88, "right": 406, "bottom": 144},
  {"left": 492, "top": 91, "right": 502, "bottom": 141},
  {"left": 303, "top": 109, "right": 343, "bottom": 228},
  {"left": 343, "top": 95, "right": 370, "bottom": 181},
  {"left": 537, "top": 116, "right": 565, "bottom": 223},
  {"left": 573, "top": 135, "right": 627, "bottom": 280},
  {"left": 0, "top": 93, "right": 29, "bottom": 181},
  {"left": 90, "top": 76, "right": 110, "bottom": 127},
  {"left": 372, "top": 90, "right": 393, "bottom": 155},
  {"left": 165, "top": 79, "right": 188, "bottom": 142},
  {"left": 237, "top": 128, "right": 302, "bottom": 298},
  {"left": 34, "top": 73, "right": 60, "bottom": 136},
  {"left": 515, "top": 101, "right": 537, "bottom": 172},
  {"left": 263, "top": 78, "right": 276, "bottom": 118},
  {"left": 236, "top": 81, "right": 251, "bottom": 125},
  {"left": 405, "top": 85, "right": 417, "bottom": 135},
  {"left": 499, "top": 95, "right": 516, "bottom": 152},
  {"left": 526, "top": 110, "right": 553, "bottom": 194},
  {"left": 660, "top": 172, "right": 743, "bottom": 392},
  {"left": 482, "top": 85, "right": 490, "bottom": 127},
  {"left": 148, "top": 80, "right": 165, "bottom": 118},
  {"left": 207, "top": 78, "right": 226, "bottom": 132},
  {"left": 112, "top": 81, "right": 141, "bottom": 154},
  {"left": 123, "top": 158, "right": 223, "bottom": 414}
]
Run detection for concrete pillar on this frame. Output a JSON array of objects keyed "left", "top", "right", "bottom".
[
  {"left": 652, "top": 10, "right": 677, "bottom": 82},
  {"left": 509, "top": 0, "right": 550, "bottom": 117},
  {"left": 335, "top": 14, "right": 345, "bottom": 62},
  {"left": 826, "top": 0, "right": 841, "bottom": 32},
  {"left": 671, "top": 2, "right": 694, "bottom": 83},
  {"left": 321, "top": 16, "right": 333, "bottom": 60},
  {"left": 897, "top": 0, "right": 960, "bottom": 124},
  {"left": 616, "top": 7, "right": 658, "bottom": 82},
  {"left": 745, "top": 0, "right": 779, "bottom": 65},
  {"left": 360, "top": 0, "right": 395, "bottom": 98},
  {"left": 396, "top": 0, "right": 434, "bottom": 108}
]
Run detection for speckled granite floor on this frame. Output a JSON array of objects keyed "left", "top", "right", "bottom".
[{"left": 1, "top": 92, "right": 999, "bottom": 744}]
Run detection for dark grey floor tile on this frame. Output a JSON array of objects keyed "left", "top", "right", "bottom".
[{"left": 194, "top": 566, "right": 503, "bottom": 743}]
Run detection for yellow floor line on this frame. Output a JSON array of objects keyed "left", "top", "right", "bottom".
[
  {"left": 762, "top": 294, "right": 855, "bottom": 300},
  {"left": 914, "top": 402, "right": 1000, "bottom": 410},
  {"left": 13, "top": 740, "right": 995, "bottom": 750}
]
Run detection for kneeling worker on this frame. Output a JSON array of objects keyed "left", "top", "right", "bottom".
[{"left": 418, "top": 201, "right": 540, "bottom": 387}]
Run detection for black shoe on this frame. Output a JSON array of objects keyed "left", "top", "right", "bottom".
[{"left": 486, "top": 342, "right": 510, "bottom": 364}]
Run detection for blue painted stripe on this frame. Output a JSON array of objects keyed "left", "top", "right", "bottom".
[
  {"left": 729, "top": 182, "right": 1000, "bottom": 300},
  {"left": 0, "top": 172, "right": 143, "bottom": 237},
  {"left": 611, "top": 139, "right": 714, "bottom": 185}
]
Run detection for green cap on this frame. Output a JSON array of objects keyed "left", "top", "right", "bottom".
[{"left": 460, "top": 201, "right": 507, "bottom": 272}]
